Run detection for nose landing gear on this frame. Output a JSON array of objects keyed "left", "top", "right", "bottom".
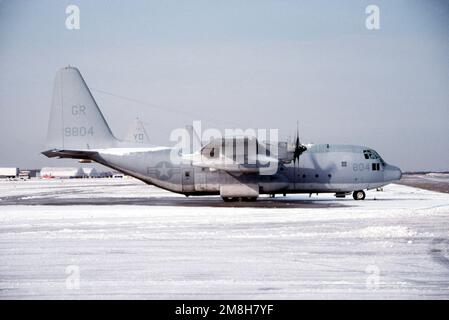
[{"left": 353, "top": 190, "right": 366, "bottom": 200}]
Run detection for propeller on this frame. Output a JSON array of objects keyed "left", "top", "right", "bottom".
[{"left": 293, "top": 122, "right": 307, "bottom": 163}]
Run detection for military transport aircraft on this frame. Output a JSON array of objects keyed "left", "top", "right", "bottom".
[{"left": 43, "top": 67, "right": 402, "bottom": 201}]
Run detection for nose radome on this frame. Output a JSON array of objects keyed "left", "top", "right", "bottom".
[{"left": 384, "top": 165, "right": 402, "bottom": 181}]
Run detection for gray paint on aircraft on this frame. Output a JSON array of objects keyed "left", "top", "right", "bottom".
[{"left": 43, "top": 67, "right": 402, "bottom": 201}]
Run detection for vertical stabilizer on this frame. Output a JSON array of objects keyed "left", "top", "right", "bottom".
[
  {"left": 46, "top": 66, "right": 117, "bottom": 150},
  {"left": 124, "top": 118, "right": 150, "bottom": 145}
]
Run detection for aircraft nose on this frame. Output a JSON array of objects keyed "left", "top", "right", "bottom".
[{"left": 384, "top": 164, "right": 402, "bottom": 182}]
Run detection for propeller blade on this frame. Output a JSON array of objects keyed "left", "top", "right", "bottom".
[{"left": 293, "top": 121, "right": 307, "bottom": 163}]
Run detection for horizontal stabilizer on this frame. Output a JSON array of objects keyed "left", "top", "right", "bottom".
[{"left": 42, "top": 149, "right": 98, "bottom": 160}]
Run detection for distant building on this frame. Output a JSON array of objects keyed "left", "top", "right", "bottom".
[
  {"left": 102, "top": 171, "right": 114, "bottom": 178},
  {"left": 40, "top": 167, "right": 85, "bottom": 179},
  {"left": 28, "top": 169, "right": 41, "bottom": 178},
  {"left": 18, "top": 170, "right": 31, "bottom": 180},
  {"left": 112, "top": 173, "right": 125, "bottom": 178},
  {"left": 0, "top": 167, "right": 19, "bottom": 178},
  {"left": 82, "top": 167, "right": 99, "bottom": 178}
]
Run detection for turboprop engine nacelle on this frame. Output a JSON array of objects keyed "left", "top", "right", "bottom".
[{"left": 277, "top": 141, "right": 299, "bottom": 164}]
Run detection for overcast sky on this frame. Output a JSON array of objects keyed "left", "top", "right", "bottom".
[{"left": 0, "top": 0, "right": 448, "bottom": 171}]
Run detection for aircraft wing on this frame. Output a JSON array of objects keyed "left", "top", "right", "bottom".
[
  {"left": 182, "top": 137, "right": 279, "bottom": 174},
  {"left": 190, "top": 157, "right": 261, "bottom": 173}
]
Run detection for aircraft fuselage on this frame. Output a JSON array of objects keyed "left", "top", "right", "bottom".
[{"left": 87, "top": 143, "right": 402, "bottom": 197}]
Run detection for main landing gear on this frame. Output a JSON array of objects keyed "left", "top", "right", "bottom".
[
  {"left": 221, "top": 197, "right": 258, "bottom": 202},
  {"left": 352, "top": 190, "right": 366, "bottom": 200}
]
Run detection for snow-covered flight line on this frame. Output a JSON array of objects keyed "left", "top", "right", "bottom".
[{"left": 0, "top": 179, "right": 448, "bottom": 299}]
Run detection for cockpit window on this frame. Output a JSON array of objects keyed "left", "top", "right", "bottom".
[
  {"left": 363, "top": 149, "right": 385, "bottom": 165},
  {"left": 363, "top": 150, "right": 378, "bottom": 159}
]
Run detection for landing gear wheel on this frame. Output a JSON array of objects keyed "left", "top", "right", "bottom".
[
  {"left": 353, "top": 190, "right": 366, "bottom": 200},
  {"left": 244, "top": 197, "right": 258, "bottom": 202},
  {"left": 221, "top": 197, "right": 258, "bottom": 202},
  {"left": 222, "top": 197, "right": 237, "bottom": 202}
]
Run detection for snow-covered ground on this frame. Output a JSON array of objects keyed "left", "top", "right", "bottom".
[{"left": 0, "top": 179, "right": 449, "bottom": 299}]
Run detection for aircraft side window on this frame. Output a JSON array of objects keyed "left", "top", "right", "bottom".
[
  {"left": 372, "top": 163, "right": 376, "bottom": 171},
  {"left": 185, "top": 171, "right": 190, "bottom": 177}
]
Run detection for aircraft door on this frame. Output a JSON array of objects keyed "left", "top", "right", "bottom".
[
  {"left": 182, "top": 168, "right": 195, "bottom": 193},
  {"left": 194, "top": 167, "right": 207, "bottom": 192}
]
